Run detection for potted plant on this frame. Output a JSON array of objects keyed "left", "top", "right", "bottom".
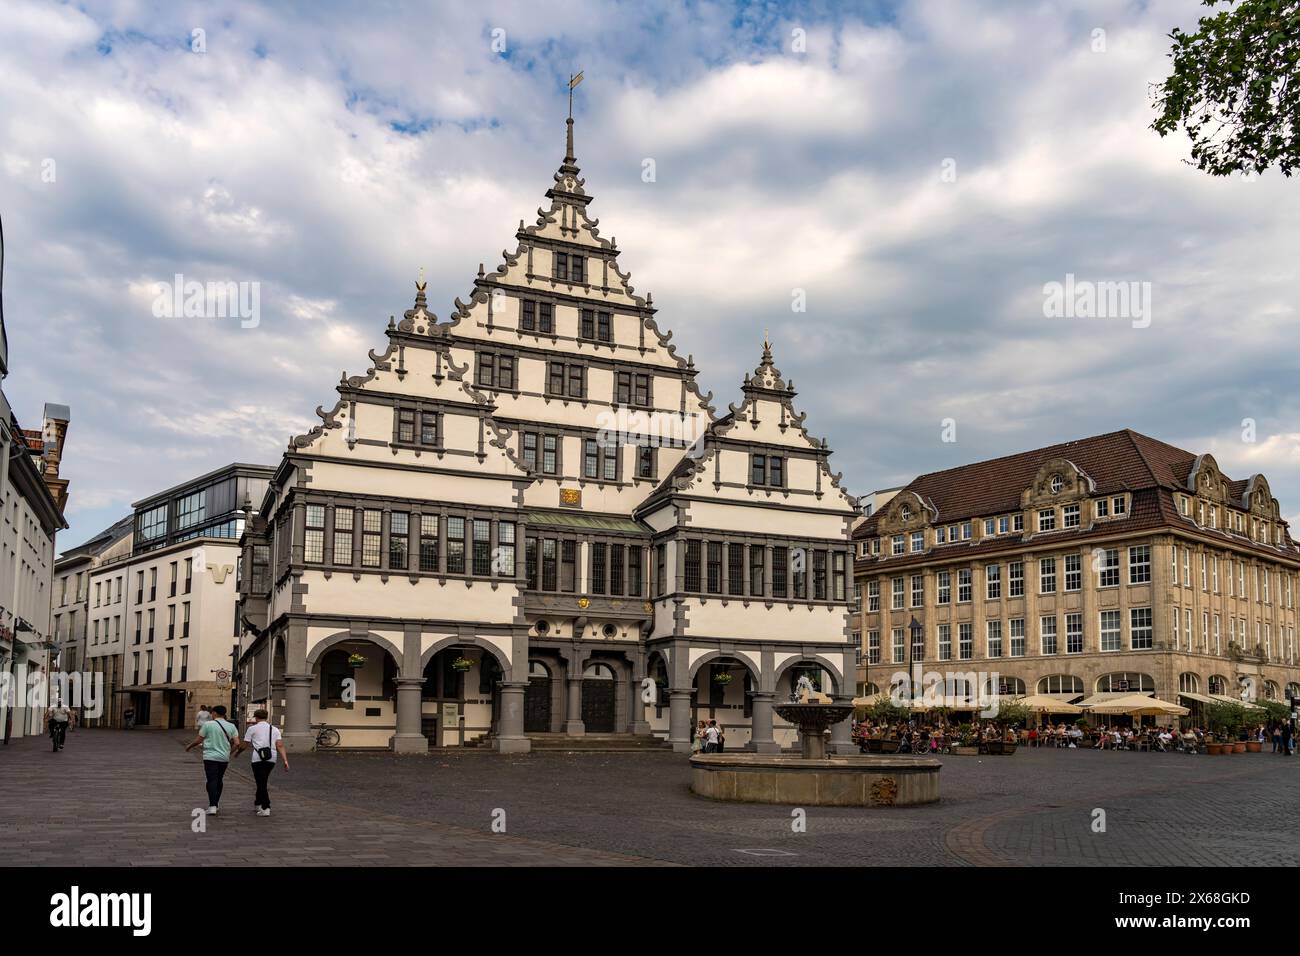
[
  {"left": 451, "top": 656, "right": 474, "bottom": 672},
  {"left": 952, "top": 722, "right": 980, "bottom": 756},
  {"left": 346, "top": 652, "right": 367, "bottom": 668},
  {"left": 1206, "top": 701, "right": 1246, "bottom": 755},
  {"left": 986, "top": 700, "right": 1030, "bottom": 754},
  {"left": 713, "top": 671, "right": 734, "bottom": 686}
]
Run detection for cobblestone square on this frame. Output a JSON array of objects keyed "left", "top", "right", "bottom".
[{"left": 1, "top": 730, "right": 1296, "bottom": 867}]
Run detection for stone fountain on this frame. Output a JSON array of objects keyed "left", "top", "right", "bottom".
[{"left": 689, "top": 683, "right": 941, "bottom": 807}]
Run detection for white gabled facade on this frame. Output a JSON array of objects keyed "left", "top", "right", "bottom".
[{"left": 239, "top": 117, "right": 859, "bottom": 754}]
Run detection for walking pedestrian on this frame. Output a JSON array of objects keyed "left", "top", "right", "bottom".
[
  {"left": 184, "top": 704, "right": 238, "bottom": 815},
  {"left": 123, "top": 706, "right": 135, "bottom": 730},
  {"left": 196, "top": 704, "right": 211, "bottom": 731},
  {"left": 232, "top": 709, "right": 289, "bottom": 816},
  {"left": 47, "top": 702, "right": 71, "bottom": 751}
]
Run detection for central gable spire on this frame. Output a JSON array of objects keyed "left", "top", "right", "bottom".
[{"left": 548, "top": 71, "right": 589, "bottom": 206}]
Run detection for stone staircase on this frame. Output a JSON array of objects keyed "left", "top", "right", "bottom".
[{"left": 524, "top": 732, "right": 674, "bottom": 753}]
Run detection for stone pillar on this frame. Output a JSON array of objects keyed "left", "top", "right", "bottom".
[
  {"left": 282, "top": 674, "right": 314, "bottom": 752},
  {"left": 746, "top": 691, "right": 780, "bottom": 753},
  {"left": 495, "top": 681, "right": 531, "bottom": 753},
  {"left": 391, "top": 677, "right": 428, "bottom": 754},
  {"left": 668, "top": 688, "right": 693, "bottom": 753},
  {"left": 830, "top": 695, "right": 857, "bottom": 754},
  {"left": 563, "top": 677, "right": 586, "bottom": 735},
  {"left": 627, "top": 671, "right": 651, "bottom": 736},
  {"left": 269, "top": 678, "right": 285, "bottom": 725}
]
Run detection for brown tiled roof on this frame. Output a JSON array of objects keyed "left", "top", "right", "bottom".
[
  {"left": 859, "top": 429, "right": 1199, "bottom": 532},
  {"left": 853, "top": 429, "right": 1300, "bottom": 571}
]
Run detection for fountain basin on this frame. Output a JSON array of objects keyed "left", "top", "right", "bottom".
[{"left": 689, "top": 753, "right": 941, "bottom": 806}]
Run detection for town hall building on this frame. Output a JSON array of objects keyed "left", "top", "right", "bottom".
[{"left": 237, "top": 115, "right": 859, "bottom": 754}]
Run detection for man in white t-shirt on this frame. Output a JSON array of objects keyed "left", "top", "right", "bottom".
[
  {"left": 231, "top": 709, "right": 289, "bottom": 816},
  {"left": 702, "top": 721, "right": 721, "bottom": 754},
  {"left": 195, "top": 706, "right": 211, "bottom": 731}
]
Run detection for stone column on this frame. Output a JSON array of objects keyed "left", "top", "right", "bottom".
[
  {"left": 563, "top": 676, "right": 586, "bottom": 735},
  {"left": 282, "top": 674, "right": 314, "bottom": 752},
  {"left": 391, "top": 677, "right": 428, "bottom": 754},
  {"left": 830, "top": 694, "right": 857, "bottom": 754},
  {"left": 668, "top": 688, "right": 693, "bottom": 753},
  {"left": 269, "top": 677, "right": 285, "bottom": 725},
  {"left": 627, "top": 670, "right": 651, "bottom": 736},
  {"left": 495, "top": 680, "right": 531, "bottom": 753},
  {"left": 746, "top": 691, "right": 780, "bottom": 753}
]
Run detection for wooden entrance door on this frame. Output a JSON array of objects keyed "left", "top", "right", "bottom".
[
  {"left": 524, "top": 661, "right": 551, "bottom": 733},
  {"left": 581, "top": 662, "right": 617, "bottom": 733}
]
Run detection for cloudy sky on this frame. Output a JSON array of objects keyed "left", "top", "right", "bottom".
[{"left": 3, "top": 0, "right": 1299, "bottom": 551}]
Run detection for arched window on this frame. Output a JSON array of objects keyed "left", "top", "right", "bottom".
[
  {"left": 1263, "top": 681, "right": 1279, "bottom": 701},
  {"left": 1096, "top": 672, "right": 1155, "bottom": 693},
  {"left": 583, "top": 662, "right": 615, "bottom": 680},
  {"left": 985, "top": 676, "right": 1026, "bottom": 696},
  {"left": 1208, "top": 674, "right": 1228, "bottom": 696},
  {"left": 1037, "top": 674, "right": 1084, "bottom": 695},
  {"left": 529, "top": 660, "right": 551, "bottom": 679},
  {"left": 1178, "top": 672, "right": 1200, "bottom": 694},
  {"left": 1286, "top": 682, "right": 1300, "bottom": 701},
  {"left": 864, "top": 682, "right": 880, "bottom": 696},
  {"left": 790, "top": 662, "right": 832, "bottom": 694}
]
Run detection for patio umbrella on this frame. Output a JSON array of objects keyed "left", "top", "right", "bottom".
[
  {"left": 1086, "top": 694, "right": 1189, "bottom": 717},
  {"left": 1016, "top": 694, "right": 1083, "bottom": 714}
]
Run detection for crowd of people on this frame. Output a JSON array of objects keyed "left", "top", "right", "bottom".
[{"left": 849, "top": 715, "right": 1299, "bottom": 755}]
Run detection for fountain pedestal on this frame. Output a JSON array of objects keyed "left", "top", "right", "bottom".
[{"left": 688, "top": 699, "right": 941, "bottom": 807}]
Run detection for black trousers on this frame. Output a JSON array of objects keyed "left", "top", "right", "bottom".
[
  {"left": 203, "top": 760, "right": 229, "bottom": 807},
  {"left": 252, "top": 761, "right": 275, "bottom": 809}
]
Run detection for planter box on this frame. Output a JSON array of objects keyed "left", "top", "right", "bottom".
[
  {"left": 951, "top": 746, "right": 980, "bottom": 756},
  {"left": 1246, "top": 741, "right": 1262, "bottom": 753},
  {"left": 1206, "top": 743, "right": 1223, "bottom": 755},
  {"left": 1232, "top": 741, "right": 1247, "bottom": 753},
  {"left": 987, "top": 741, "right": 1018, "bottom": 755}
]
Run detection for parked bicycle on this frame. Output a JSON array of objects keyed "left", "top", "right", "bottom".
[{"left": 313, "top": 722, "right": 341, "bottom": 748}]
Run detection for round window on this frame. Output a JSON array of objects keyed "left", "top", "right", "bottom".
[{"left": 535, "top": 619, "right": 550, "bottom": 635}]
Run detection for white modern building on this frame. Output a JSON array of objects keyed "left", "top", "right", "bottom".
[{"left": 84, "top": 463, "right": 272, "bottom": 729}]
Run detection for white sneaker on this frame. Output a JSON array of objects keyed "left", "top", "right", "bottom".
[
  {"left": 207, "top": 806, "right": 218, "bottom": 815},
  {"left": 257, "top": 808, "right": 271, "bottom": 817}
]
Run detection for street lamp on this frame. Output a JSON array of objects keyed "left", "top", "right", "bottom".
[{"left": 908, "top": 616, "right": 923, "bottom": 711}]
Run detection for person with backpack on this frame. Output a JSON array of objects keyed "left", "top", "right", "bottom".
[
  {"left": 48, "top": 702, "right": 72, "bottom": 751},
  {"left": 232, "top": 709, "right": 289, "bottom": 816},
  {"left": 184, "top": 704, "right": 238, "bottom": 815}
]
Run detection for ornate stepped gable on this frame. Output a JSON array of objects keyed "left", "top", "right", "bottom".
[
  {"left": 639, "top": 337, "right": 857, "bottom": 514},
  {"left": 290, "top": 117, "right": 725, "bottom": 502}
]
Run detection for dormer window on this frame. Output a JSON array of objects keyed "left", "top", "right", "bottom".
[
  {"left": 554, "top": 252, "right": 585, "bottom": 284},
  {"left": 1051, "top": 474, "right": 1064, "bottom": 494},
  {"left": 1112, "top": 495, "right": 1127, "bottom": 515},
  {"left": 750, "top": 454, "right": 785, "bottom": 488},
  {"left": 900, "top": 504, "right": 912, "bottom": 521},
  {"left": 580, "top": 308, "right": 613, "bottom": 343}
]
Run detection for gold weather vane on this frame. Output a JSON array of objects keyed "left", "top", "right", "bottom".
[{"left": 568, "top": 70, "right": 584, "bottom": 120}]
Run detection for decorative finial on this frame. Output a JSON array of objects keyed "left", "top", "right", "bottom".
[
  {"left": 417, "top": 265, "right": 425, "bottom": 287},
  {"left": 565, "top": 71, "right": 584, "bottom": 164}
]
